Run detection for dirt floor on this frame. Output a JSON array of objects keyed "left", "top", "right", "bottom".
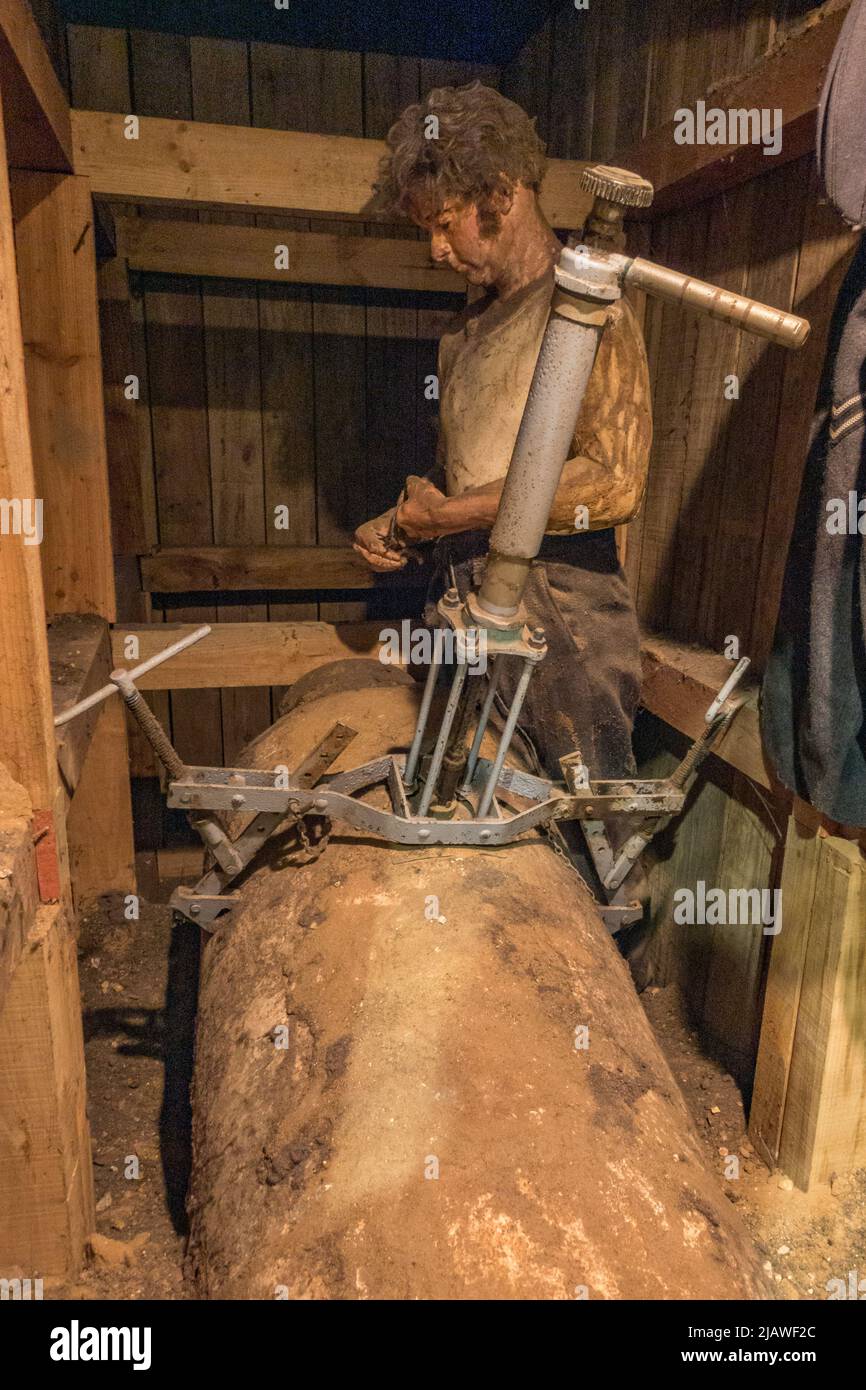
[{"left": 48, "top": 890, "right": 865, "bottom": 1301}]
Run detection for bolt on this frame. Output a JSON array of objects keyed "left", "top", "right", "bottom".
[
  {"left": 228, "top": 773, "right": 244, "bottom": 785},
  {"left": 314, "top": 798, "right": 327, "bottom": 811},
  {"left": 230, "top": 793, "right": 245, "bottom": 809},
  {"left": 480, "top": 830, "right": 491, "bottom": 841},
  {"left": 418, "top": 828, "right": 430, "bottom": 840},
  {"left": 189, "top": 902, "right": 200, "bottom": 917},
  {"left": 443, "top": 586, "right": 460, "bottom": 608},
  {"left": 180, "top": 792, "right": 191, "bottom": 804},
  {"left": 288, "top": 799, "right": 301, "bottom": 814},
  {"left": 529, "top": 626, "right": 546, "bottom": 649}
]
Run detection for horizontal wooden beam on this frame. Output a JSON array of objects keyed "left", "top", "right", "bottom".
[
  {"left": 618, "top": 3, "right": 849, "bottom": 215},
  {"left": 0, "top": 0, "right": 72, "bottom": 171},
  {"left": 139, "top": 545, "right": 430, "bottom": 592},
  {"left": 639, "top": 631, "right": 768, "bottom": 789},
  {"left": 73, "top": 110, "right": 593, "bottom": 229},
  {"left": 111, "top": 620, "right": 389, "bottom": 689},
  {"left": 119, "top": 218, "right": 464, "bottom": 293}
]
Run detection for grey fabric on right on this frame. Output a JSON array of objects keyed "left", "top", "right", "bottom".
[{"left": 817, "top": 0, "right": 866, "bottom": 228}]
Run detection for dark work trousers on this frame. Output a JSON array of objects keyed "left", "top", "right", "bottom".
[{"left": 425, "top": 528, "right": 642, "bottom": 783}]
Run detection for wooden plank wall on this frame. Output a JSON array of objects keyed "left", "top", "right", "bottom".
[
  {"left": 502, "top": 0, "right": 858, "bottom": 1085},
  {"left": 64, "top": 24, "right": 488, "bottom": 776}
]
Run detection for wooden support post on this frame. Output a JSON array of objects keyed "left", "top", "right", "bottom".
[
  {"left": 0, "top": 903, "right": 94, "bottom": 1274},
  {"left": 11, "top": 171, "right": 116, "bottom": 621},
  {"left": 0, "top": 98, "right": 93, "bottom": 1277},
  {"left": 751, "top": 822, "right": 866, "bottom": 1189}
]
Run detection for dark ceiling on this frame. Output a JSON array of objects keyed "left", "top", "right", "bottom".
[{"left": 57, "top": 0, "right": 557, "bottom": 65}]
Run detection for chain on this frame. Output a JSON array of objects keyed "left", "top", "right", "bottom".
[
  {"left": 293, "top": 813, "right": 332, "bottom": 864},
  {"left": 538, "top": 819, "right": 593, "bottom": 892}
]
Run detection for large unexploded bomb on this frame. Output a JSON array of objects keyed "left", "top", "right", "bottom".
[{"left": 186, "top": 661, "right": 770, "bottom": 1300}]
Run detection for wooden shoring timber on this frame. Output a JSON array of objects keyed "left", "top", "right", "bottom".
[
  {"left": 111, "top": 619, "right": 390, "bottom": 690},
  {"left": 11, "top": 170, "right": 117, "bottom": 622},
  {"left": 0, "top": 0, "right": 72, "bottom": 171},
  {"left": 49, "top": 613, "right": 111, "bottom": 796},
  {"left": 71, "top": 108, "right": 594, "bottom": 229},
  {"left": 751, "top": 822, "right": 866, "bottom": 1189},
  {"left": 0, "top": 903, "right": 95, "bottom": 1275},
  {"left": 118, "top": 217, "right": 465, "bottom": 293},
  {"left": 0, "top": 764, "right": 36, "bottom": 1014},
  {"left": 614, "top": 1, "right": 851, "bottom": 215},
  {"left": 139, "top": 544, "right": 430, "bottom": 593}
]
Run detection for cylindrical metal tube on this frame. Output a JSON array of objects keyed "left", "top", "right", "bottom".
[
  {"left": 54, "top": 624, "right": 212, "bottom": 727},
  {"left": 477, "top": 293, "right": 606, "bottom": 618},
  {"left": 461, "top": 658, "right": 502, "bottom": 791},
  {"left": 476, "top": 657, "right": 535, "bottom": 818},
  {"left": 403, "top": 655, "right": 440, "bottom": 786},
  {"left": 417, "top": 662, "right": 468, "bottom": 816},
  {"left": 625, "top": 256, "right": 810, "bottom": 349}
]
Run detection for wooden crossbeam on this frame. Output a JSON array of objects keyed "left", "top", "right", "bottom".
[
  {"left": 73, "top": 110, "right": 594, "bottom": 229},
  {"left": 0, "top": 0, "right": 72, "bottom": 171},
  {"left": 639, "top": 632, "right": 768, "bottom": 790},
  {"left": 111, "top": 620, "right": 388, "bottom": 689},
  {"left": 616, "top": 3, "right": 850, "bottom": 215},
  {"left": 119, "top": 218, "right": 464, "bottom": 293},
  {"left": 139, "top": 545, "right": 430, "bottom": 592}
]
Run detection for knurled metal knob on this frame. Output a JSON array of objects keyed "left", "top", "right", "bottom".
[{"left": 580, "top": 164, "right": 654, "bottom": 209}]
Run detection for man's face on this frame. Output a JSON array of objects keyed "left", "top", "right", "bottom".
[{"left": 409, "top": 195, "right": 503, "bottom": 288}]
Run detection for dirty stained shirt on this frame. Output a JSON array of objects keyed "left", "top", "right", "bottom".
[{"left": 435, "top": 267, "right": 652, "bottom": 533}]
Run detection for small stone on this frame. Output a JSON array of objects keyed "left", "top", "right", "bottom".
[
  {"left": 95, "top": 1192, "right": 112, "bottom": 1212},
  {"left": 777, "top": 1244, "right": 790, "bottom": 1256},
  {"left": 777, "top": 1175, "right": 794, "bottom": 1191},
  {"left": 762, "top": 1260, "right": 773, "bottom": 1274},
  {"left": 710, "top": 1106, "right": 721, "bottom": 1115},
  {"left": 89, "top": 1231, "right": 150, "bottom": 1268},
  {"left": 718, "top": 1147, "right": 729, "bottom": 1156}
]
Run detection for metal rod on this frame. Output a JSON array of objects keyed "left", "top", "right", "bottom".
[
  {"left": 461, "top": 658, "right": 501, "bottom": 792},
  {"left": 418, "top": 662, "right": 468, "bottom": 816},
  {"left": 403, "top": 654, "right": 440, "bottom": 786},
  {"left": 54, "top": 624, "right": 212, "bottom": 727},
  {"left": 476, "top": 658, "right": 535, "bottom": 818}
]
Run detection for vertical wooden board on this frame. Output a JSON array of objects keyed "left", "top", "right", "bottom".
[
  {"left": 250, "top": 44, "right": 319, "bottom": 713},
  {"left": 700, "top": 770, "right": 782, "bottom": 1084},
  {"left": 130, "top": 29, "right": 222, "bottom": 768},
  {"left": 613, "top": 2, "right": 653, "bottom": 151},
  {"left": 749, "top": 813, "right": 819, "bottom": 1166},
  {"left": 0, "top": 905, "right": 94, "bottom": 1276},
  {"left": 418, "top": 60, "right": 499, "bottom": 94},
  {"left": 363, "top": 55, "right": 421, "bottom": 524},
  {"left": 665, "top": 191, "right": 753, "bottom": 645},
  {"left": 702, "top": 163, "right": 807, "bottom": 654},
  {"left": 751, "top": 162, "right": 857, "bottom": 667},
  {"left": 12, "top": 172, "right": 116, "bottom": 621},
  {"left": 190, "top": 37, "right": 271, "bottom": 763},
  {"left": 498, "top": 17, "right": 552, "bottom": 141},
  {"left": 66, "top": 696, "right": 136, "bottom": 904},
  {"left": 303, "top": 50, "right": 368, "bottom": 625},
  {"left": 644, "top": 0, "right": 692, "bottom": 131},
  {"left": 590, "top": 0, "right": 625, "bottom": 160},
  {"left": 642, "top": 743, "right": 731, "bottom": 1009},
  {"left": 96, "top": 255, "right": 150, "bottom": 621},
  {"left": 633, "top": 203, "right": 711, "bottom": 631},
  {"left": 66, "top": 24, "right": 130, "bottom": 110},
  {"left": 548, "top": 0, "right": 598, "bottom": 160},
  {"left": 0, "top": 108, "right": 59, "bottom": 810},
  {"left": 778, "top": 837, "right": 866, "bottom": 1188}
]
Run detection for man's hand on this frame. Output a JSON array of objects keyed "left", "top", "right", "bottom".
[
  {"left": 353, "top": 511, "right": 409, "bottom": 572},
  {"left": 395, "top": 475, "right": 448, "bottom": 541}
]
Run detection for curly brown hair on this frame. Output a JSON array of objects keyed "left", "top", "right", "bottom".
[{"left": 374, "top": 81, "right": 547, "bottom": 231}]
